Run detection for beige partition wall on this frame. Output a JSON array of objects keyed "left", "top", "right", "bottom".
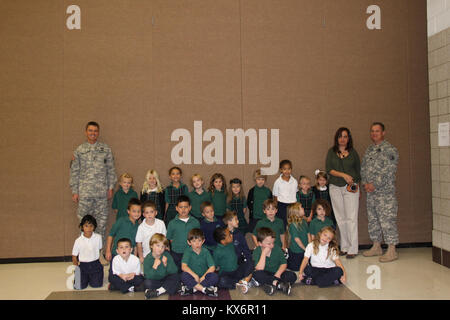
[{"left": 0, "top": 0, "right": 430, "bottom": 259}]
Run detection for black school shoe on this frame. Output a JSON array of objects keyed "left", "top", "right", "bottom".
[
  {"left": 262, "top": 284, "right": 275, "bottom": 296},
  {"left": 180, "top": 285, "right": 194, "bottom": 296},
  {"left": 145, "top": 289, "right": 159, "bottom": 299},
  {"left": 277, "top": 281, "right": 292, "bottom": 296},
  {"left": 204, "top": 286, "right": 218, "bottom": 297}
]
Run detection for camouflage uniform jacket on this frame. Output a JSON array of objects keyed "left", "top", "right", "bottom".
[
  {"left": 70, "top": 141, "right": 117, "bottom": 198},
  {"left": 360, "top": 140, "right": 399, "bottom": 195}
]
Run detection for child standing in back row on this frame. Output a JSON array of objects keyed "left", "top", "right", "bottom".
[
  {"left": 247, "top": 169, "right": 272, "bottom": 234},
  {"left": 296, "top": 175, "right": 315, "bottom": 222},
  {"left": 188, "top": 174, "right": 212, "bottom": 221},
  {"left": 273, "top": 160, "right": 298, "bottom": 229},
  {"left": 164, "top": 167, "right": 189, "bottom": 225},
  {"left": 227, "top": 178, "right": 249, "bottom": 235},
  {"left": 112, "top": 173, "right": 139, "bottom": 221},
  {"left": 208, "top": 173, "right": 227, "bottom": 219},
  {"left": 140, "top": 170, "right": 165, "bottom": 221}
]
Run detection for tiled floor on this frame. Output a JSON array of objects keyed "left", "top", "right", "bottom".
[{"left": 1, "top": 248, "right": 449, "bottom": 300}]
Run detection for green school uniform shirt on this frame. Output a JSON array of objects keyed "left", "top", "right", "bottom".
[
  {"left": 109, "top": 216, "right": 139, "bottom": 254},
  {"left": 188, "top": 189, "right": 212, "bottom": 219},
  {"left": 210, "top": 189, "right": 227, "bottom": 217},
  {"left": 253, "top": 217, "right": 285, "bottom": 248},
  {"left": 253, "top": 186, "right": 272, "bottom": 220},
  {"left": 309, "top": 217, "right": 334, "bottom": 237},
  {"left": 182, "top": 246, "right": 215, "bottom": 277},
  {"left": 213, "top": 243, "right": 238, "bottom": 274},
  {"left": 112, "top": 187, "right": 139, "bottom": 221},
  {"left": 143, "top": 251, "right": 178, "bottom": 280},
  {"left": 166, "top": 216, "right": 200, "bottom": 254},
  {"left": 288, "top": 221, "right": 309, "bottom": 253},
  {"left": 252, "top": 246, "right": 286, "bottom": 274}
]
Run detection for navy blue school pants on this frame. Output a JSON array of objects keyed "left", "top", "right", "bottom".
[
  {"left": 170, "top": 251, "right": 184, "bottom": 273},
  {"left": 253, "top": 269, "right": 297, "bottom": 285},
  {"left": 108, "top": 274, "right": 145, "bottom": 293},
  {"left": 304, "top": 265, "right": 343, "bottom": 288},
  {"left": 217, "top": 259, "right": 254, "bottom": 289},
  {"left": 144, "top": 273, "right": 180, "bottom": 295},
  {"left": 277, "top": 202, "right": 290, "bottom": 229},
  {"left": 79, "top": 260, "right": 104, "bottom": 289},
  {"left": 287, "top": 250, "right": 304, "bottom": 271},
  {"left": 181, "top": 272, "right": 219, "bottom": 289}
]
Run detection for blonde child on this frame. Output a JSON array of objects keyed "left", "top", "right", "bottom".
[
  {"left": 309, "top": 199, "right": 335, "bottom": 241},
  {"left": 164, "top": 167, "right": 189, "bottom": 225},
  {"left": 188, "top": 174, "right": 212, "bottom": 220},
  {"left": 112, "top": 173, "right": 139, "bottom": 221},
  {"left": 143, "top": 233, "right": 180, "bottom": 299},
  {"left": 286, "top": 203, "right": 310, "bottom": 276},
  {"left": 298, "top": 227, "right": 347, "bottom": 287},
  {"left": 140, "top": 170, "right": 165, "bottom": 221},
  {"left": 296, "top": 175, "right": 316, "bottom": 222},
  {"left": 312, "top": 170, "right": 336, "bottom": 226},
  {"left": 136, "top": 200, "right": 167, "bottom": 263},
  {"left": 227, "top": 178, "right": 249, "bottom": 234},
  {"left": 208, "top": 173, "right": 227, "bottom": 218}
]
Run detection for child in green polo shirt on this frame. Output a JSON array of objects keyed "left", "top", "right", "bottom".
[
  {"left": 208, "top": 173, "right": 227, "bottom": 218},
  {"left": 143, "top": 233, "right": 180, "bottom": 299},
  {"left": 105, "top": 198, "right": 142, "bottom": 262},
  {"left": 252, "top": 227, "right": 296, "bottom": 296},
  {"left": 180, "top": 228, "right": 219, "bottom": 297},
  {"left": 227, "top": 178, "right": 249, "bottom": 235},
  {"left": 112, "top": 173, "right": 139, "bottom": 221},
  {"left": 252, "top": 199, "right": 286, "bottom": 250},
  {"left": 166, "top": 195, "right": 200, "bottom": 272},
  {"left": 213, "top": 227, "right": 253, "bottom": 294},
  {"left": 164, "top": 167, "right": 189, "bottom": 225},
  {"left": 286, "top": 203, "right": 310, "bottom": 278},
  {"left": 247, "top": 169, "right": 273, "bottom": 234},
  {"left": 309, "top": 199, "right": 335, "bottom": 240},
  {"left": 188, "top": 173, "right": 212, "bottom": 220}
]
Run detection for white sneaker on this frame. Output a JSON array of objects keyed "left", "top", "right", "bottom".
[
  {"left": 236, "top": 281, "right": 249, "bottom": 294},
  {"left": 249, "top": 278, "right": 260, "bottom": 288}
]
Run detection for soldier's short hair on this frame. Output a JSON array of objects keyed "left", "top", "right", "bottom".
[
  {"left": 85, "top": 121, "right": 99, "bottom": 130},
  {"left": 127, "top": 198, "right": 141, "bottom": 210},
  {"left": 371, "top": 122, "right": 385, "bottom": 131}
]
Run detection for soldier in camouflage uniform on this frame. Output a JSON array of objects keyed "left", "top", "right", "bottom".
[
  {"left": 361, "top": 122, "right": 399, "bottom": 262},
  {"left": 70, "top": 122, "right": 117, "bottom": 251}
]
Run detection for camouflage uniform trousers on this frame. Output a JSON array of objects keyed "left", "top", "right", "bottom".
[
  {"left": 366, "top": 192, "right": 399, "bottom": 245},
  {"left": 77, "top": 197, "right": 109, "bottom": 246}
]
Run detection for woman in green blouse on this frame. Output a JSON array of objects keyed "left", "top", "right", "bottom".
[{"left": 325, "top": 127, "right": 361, "bottom": 259}]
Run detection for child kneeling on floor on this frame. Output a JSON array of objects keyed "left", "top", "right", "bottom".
[
  {"left": 298, "top": 226, "right": 347, "bottom": 287},
  {"left": 72, "top": 215, "right": 104, "bottom": 290},
  {"left": 252, "top": 227, "right": 297, "bottom": 296},
  {"left": 143, "top": 233, "right": 180, "bottom": 299}
]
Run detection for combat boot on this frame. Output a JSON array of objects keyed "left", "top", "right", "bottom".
[
  {"left": 379, "top": 245, "right": 398, "bottom": 263},
  {"left": 362, "top": 242, "right": 383, "bottom": 257}
]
